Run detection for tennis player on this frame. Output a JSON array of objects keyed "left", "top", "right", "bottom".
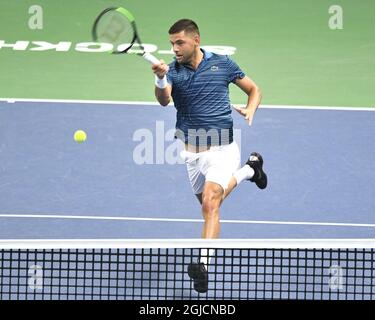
[{"left": 152, "top": 19, "right": 267, "bottom": 292}]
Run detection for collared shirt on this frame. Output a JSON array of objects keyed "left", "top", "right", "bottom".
[{"left": 166, "top": 49, "right": 245, "bottom": 146}]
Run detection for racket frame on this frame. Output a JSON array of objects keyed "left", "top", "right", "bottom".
[{"left": 92, "top": 7, "right": 159, "bottom": 64}]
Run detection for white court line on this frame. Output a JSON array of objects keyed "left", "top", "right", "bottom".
[
  {"left": 0, "top": 97, "right": 374, "bottom": 111},
  {"left": 1, "top": 214, "right": 375, "bottom": 229}
]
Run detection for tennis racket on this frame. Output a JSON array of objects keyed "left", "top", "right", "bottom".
[{"left": 92, "top": 7, "right": 160, "bottom": 65}]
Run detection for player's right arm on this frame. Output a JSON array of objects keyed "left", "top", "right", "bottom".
[{"left": 152, "top": 60, "right": 172, "bottom": 106}]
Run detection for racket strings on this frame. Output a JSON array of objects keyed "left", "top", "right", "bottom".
[{"left": 96, "top": 11, "right": 134, "bottom": 51}]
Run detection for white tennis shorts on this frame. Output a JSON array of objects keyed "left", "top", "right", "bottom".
[{"left": 180, "top": 141, "right": 241, "bottom": 194}]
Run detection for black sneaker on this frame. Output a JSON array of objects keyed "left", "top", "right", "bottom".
[
  {"left": 187, "top": 262, "right": 208, "bottom": 293},
  {"left": 247, "top": 152, "right": 268, "bottom": 189}
]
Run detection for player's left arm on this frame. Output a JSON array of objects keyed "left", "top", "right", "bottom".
[{"left": 233, "top": 76, "right": 262, "bottom": 126}]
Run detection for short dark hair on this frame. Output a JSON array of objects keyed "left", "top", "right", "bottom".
[{"left": 168, "top": 19, "right": 200, "bottom": 35}]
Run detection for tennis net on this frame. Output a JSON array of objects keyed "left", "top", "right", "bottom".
[{"left": 0, "top": 239, "right": 374, "bottom": 300}]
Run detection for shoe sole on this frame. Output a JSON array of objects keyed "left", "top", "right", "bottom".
[{"left": 249, "top": 152, "right": 267, "bottom": 189}]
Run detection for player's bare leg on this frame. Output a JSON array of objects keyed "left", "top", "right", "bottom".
[
  {"left": 200, "top": 182, "right": 223, "bottom": 239},
  {"left": 189, "top": 153, "right": 268, "bottom": 293},
  {"left": 195, "top": 176, "right": 237, "bottom": 205}
]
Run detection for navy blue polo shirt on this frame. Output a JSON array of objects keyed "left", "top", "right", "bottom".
[{"left": 166, "top": 49, "right": 245, "bottom": 146}]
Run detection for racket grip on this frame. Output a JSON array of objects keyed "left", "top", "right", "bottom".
[{"left": 142, "top": 52, "right": 160, "bottom": 65}]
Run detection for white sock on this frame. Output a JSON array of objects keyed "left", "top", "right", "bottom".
[
  {"left": 233, "top": 165, "right": 254, "bottom": 185},
  {"left": 199, "top": 249, "right": 215, "bottom": 269}
]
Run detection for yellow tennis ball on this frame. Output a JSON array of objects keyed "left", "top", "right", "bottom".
[{"left": 74, "top": 130, "right": 87, "bottom": 143}]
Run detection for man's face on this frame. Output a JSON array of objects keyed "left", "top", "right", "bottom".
[{"left": 169, "top": 31, "right": 200, "bottom": 64}]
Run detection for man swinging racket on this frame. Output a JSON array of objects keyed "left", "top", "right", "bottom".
[{"left": 152, "top": 19, "right": 267, "bottom": 293}]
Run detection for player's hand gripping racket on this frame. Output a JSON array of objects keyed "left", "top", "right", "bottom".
[{"left": 92, "top": 7, "right": 160, "bottom": 65}]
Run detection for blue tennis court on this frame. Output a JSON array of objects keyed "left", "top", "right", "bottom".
[{"left": 0, "top": 100, "right": 374, "bottom": 239}]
